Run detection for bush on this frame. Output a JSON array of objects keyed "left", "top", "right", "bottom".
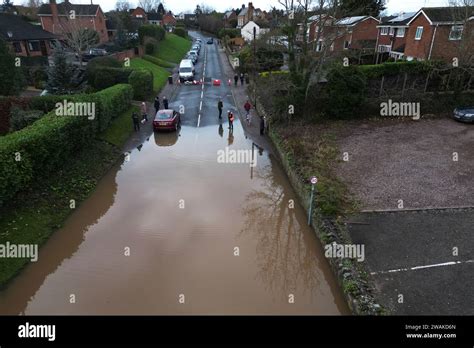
[
  {"left": 145, "top": 42, "right": 156, "bottom": 54},
  {"left": 128, "top": 69, "right": 153, "bottom": 100},
  {"left": 9, "top": 107, "right": 44, "bottom": 131},
  {"left": 0, "top": 84, "right": 133, "bottom": 206},
  {"left": 138, "top": 24, "right": 166, "bottom": 44},
  {"left": 0, "top": 38, "right": 26, "bottom": 96},
  {"left": 319, "top": 65, "right": 367, "bottom": 119},
  {"left": 218, "top": 28, "right": 241, "bottom": 39},
  {"left": 91, "top": 67, "right": 132, "bottom": 90},
  {"left": 173, "top": 27, "right": 187, "bottom": 38}
]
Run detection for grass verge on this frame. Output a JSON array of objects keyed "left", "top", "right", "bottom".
[
  {"left": 0, "top": 140, "right": 121, "bottom": 288},
  {"left": 99, "top": 106, "right": 139, "bottom": 147},
  {"left": 153, "top": 33, "right": 192, "bottom": 64}
]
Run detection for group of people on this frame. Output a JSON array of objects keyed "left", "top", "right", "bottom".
[
  {"left": 217, "top": 97, "right": 265, "bottom": 135},
  {"left": 132, "top": 95, "right": 170, "bottom": 132},
  {"left": 234, "top": 73, "right": 248, "bottom": 86}
]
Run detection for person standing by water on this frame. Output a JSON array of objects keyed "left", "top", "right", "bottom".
[
  {"left": 240, "top": 73, "right": 244, "bottom": 85},
  {"left": 154, "top": 96, "right": 160, "bottom": 114},
  {"left": 244, "top": 100, "right": 252, "bottom": 124},
  {"left": 228, "top": 110, "right": 234, "bottom": 131},
  {"left": 163, "top": 96, "right": 169, "bottom": 109},
  {"left": 260, "top": 116, "right": 265, "bottom": 135},
  {"left": 141, "top": 102, "right": 148, "bottom": 122},
  {"left": 234, "top": 74, "right": 238, "bottom": 86},
  {"left": 217, "top": 98, "right": 223, "bottom": 119},
  {"left": 132, "top": 112, "right": 140, "bottom": 131}
]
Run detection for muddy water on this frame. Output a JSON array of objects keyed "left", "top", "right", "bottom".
[{"left": 0, "top": 121, "right": 349, "bottom": 315}]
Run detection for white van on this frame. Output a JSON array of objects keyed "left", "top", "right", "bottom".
[{"left": 179, "top": 59, "right": 194, "bottom": 82}]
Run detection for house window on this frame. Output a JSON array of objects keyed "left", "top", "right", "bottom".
[
  {"left": 449, "top": 25, "right": 463, "bottom": 40},
  {"left": 12, "top": 42, "right": 22, "bottom": 53},
  {"left": 28, "top": 40, "right": 40, "bottom": 51},
  {"left": 389, "top": 28, "right": 395, "bottom": 36},
  {"left": 380, "top": 27, "right": 389, "bottom": 35},
  {"left": 396, "top": 28, "right": 405, "bottom": 37},
  {"left": 344, "top": 40, "right": 350, "bottom": 49},
  {"left": 415, "top": 26, "right": 423, "bottom": 40},
  {"left": 378, "top": 45, "right": 391, "bottom": 53}
]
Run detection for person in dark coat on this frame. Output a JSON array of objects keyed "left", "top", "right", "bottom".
[
  {"left": 234, "top": 74, "right": 238, "bottom": 86},
  {"left": 217, "top": 98, "right": 223, "bottom": 119},
  {"left": 260, "top": 116, "right": 265, "bottom": 135},
  {"left": 163, "top": 96, "right": 169, "bottom": 109},
  {"left": 132, "top": 112, "right": 140, "bottom": 131},
  {"left": 240, "top": 73, "right": 244, "bottom": 85},
  {"left": 154, "top": 96, "right": 160, "bottom": 114}
]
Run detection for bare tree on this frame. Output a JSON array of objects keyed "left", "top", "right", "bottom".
[
  {"left": 24, "top": 0, "right": 42, "bottom": 8},
  {"left": 115, "top": 0, "right": 131, "bottom": 12},
  {"left": 59, "top": 18, "right": 99, "bottom": 66},
  {"left": 138, "top": 0, "right": 160, "bottom": 13}
]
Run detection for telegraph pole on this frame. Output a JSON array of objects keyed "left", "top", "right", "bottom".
[{"left": 253, "top": 26, "right": 257, "bottom": 110}]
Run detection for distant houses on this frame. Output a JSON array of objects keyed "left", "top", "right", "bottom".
[
  {"left": 37, "top": 0, "right": 109, "bottom": 44},
  {"left": 0, "top": 13, "right": 58, "bottom": 57},
  {"left": 241, "top": 20, "right": 270, "bottom": 41}
]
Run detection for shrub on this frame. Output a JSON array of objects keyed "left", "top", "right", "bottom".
[
  {"left": 94, "top": 84, "right": 134, "bottom": 131},
  {"left": 319, "top": 65, "right": 367, "bottom": 119},
  {"left": 142, "top": 55, "right": 174, "bottom": 68},
  {"left": 218, "top": 28, "right": 241, "bottom": 39},
  {"left": 173, "top": 27, "right": 187, "bottom": 38},
  {"left": 0, "top": 38, "right": 26, "bottom": 96},
  {"left": 145, "top": 42, "right": 156, "bottom": 54},
  {"left": 128, "top": 69, "right": 153, "bottom": 100},
  {"left": 92, "top": 67, "right": 132, "bottom": 90},
  {"left": 9, "top": 107, "right": 44, "bottom": 131}
]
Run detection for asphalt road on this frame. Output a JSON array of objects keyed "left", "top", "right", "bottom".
[{"left": 0, "top": 32, "right": 348, "bottom": 315}]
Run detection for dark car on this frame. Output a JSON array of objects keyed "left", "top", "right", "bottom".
[
  {"left": 207, "top": 38, "right": 213, "bottom": 44},
  {"left": 153, "top": 109, "right": 181, "bottom": 131},
  {"left": 81, "top": 48, "right": 108, "bottom": 62},
  {"left": 453, "top": 107, "right": 474, "bottom": 123}
]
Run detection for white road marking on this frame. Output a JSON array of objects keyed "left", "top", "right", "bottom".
[
  {"left": 370, "top": 259, "right": 474, "bottom": 275},
  {"left": 201, "top": 91, "right": 203, "bottom": 98},
  {"left": 197, "top": 114, "right": 201, "bottom": 127},
  {"left": 199, "top": 100, "right": 202, "bottom": 110}
]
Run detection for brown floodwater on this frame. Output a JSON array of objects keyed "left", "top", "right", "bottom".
[{"left": 0, "top": 122, "right": 349, "bottom": 315}]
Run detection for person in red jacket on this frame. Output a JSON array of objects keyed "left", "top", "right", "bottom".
[{"left": 244, "top": 100, "right": 252, "bottom": 124}]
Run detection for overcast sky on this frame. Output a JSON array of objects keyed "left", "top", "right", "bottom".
[{"left": 26, "top": 0, "right": 450, "bottom": 15}]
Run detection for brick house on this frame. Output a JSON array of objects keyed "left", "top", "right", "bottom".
[
  {"left": 404, "top": 7, "right": 474, "bottom": 62},
  {"left": 130, "top": 7, "right": 148, "bottom": 25},
  {"left": 0, "top": 13, "right": 58, "bottom": 57},
  {"left": 330, "top": 16, "right": 380, "bottom": 53},
  {"left": 223, "top": 10, "right": 237, "bottom": 28},
  {"left": 38, "top": 0, "right": 108, "bottom": 44},
  {"left": 307, "top": 14, "right": 335, "bottom": 50},
  {"left": 147, "top": 12, "right": 163, "bottom": 26},
  {"left": 375, "top": 12, "right": 417, "bottom": 62},
  {"left": 237, "top": 3, "right": 253, "bottom": 28},
  {"left": 162, "top": 12, "right": 177, "bottom": 29}
]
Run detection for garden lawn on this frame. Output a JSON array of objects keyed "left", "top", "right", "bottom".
[{"left": 153, "top": 33, "right": 192, "bottom": 64}]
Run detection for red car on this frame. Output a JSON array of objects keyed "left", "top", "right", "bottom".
[{"left": 153, "top": 109, "right": 181, "bottom": 131}]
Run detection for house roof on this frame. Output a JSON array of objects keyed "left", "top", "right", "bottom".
[
  {"left": 0, "top": 13, "right": 57, "bottom": 40},
  {"left": 239, "top": 7, "right": 248, "bottom": 17},
  {"left": 335, "top": 16, "right": 379, "bottom": 26},
  {"left": 378, "top": 12, "right": 416, "bottom": 27},
  {"left": 38, "top": 2, "right": 99, "bottom": 16},
  {"left": 409, "top": 6, "right": 474, "bottom": 25},
  {"left": 147, "top": 13, "right": 162, "bottom": 20}
]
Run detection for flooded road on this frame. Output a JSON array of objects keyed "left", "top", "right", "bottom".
[{"left": 0, "top": 33, "right": 349, "bottom": 315}]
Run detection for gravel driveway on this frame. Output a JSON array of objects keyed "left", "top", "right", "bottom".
[{"left": 332, "top": 117, "right": 474, "bottom": 210}]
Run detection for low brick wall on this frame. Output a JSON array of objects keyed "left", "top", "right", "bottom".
[{"left": 110, "top": 46, "right": 144, "bottom": 62}]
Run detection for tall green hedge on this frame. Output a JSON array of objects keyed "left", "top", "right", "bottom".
[
  {"left": 0, "top": 84, "right": 133, "bottom": 206},
  {"left": 128, "top": 70, "right": 153, "bottom": 100},
  {"left": 138, "top": 25, "right": 166, "bottom": 44}
]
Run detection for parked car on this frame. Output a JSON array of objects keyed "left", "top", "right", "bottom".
[
  {"left": 153, "top": 109, "right": 181, "bottom": 131},
  {"left": 192, "top": 44, "right": 201, "bottom": 52},
  {"left": 186, "top": 53, "right": 197, "bottom": 64},
  {"left": 207, "top": 38, "right": 213, "bottom": 44},
  {"left": 81, "top": 48, "right": 108, "bottom": 62},
  {"left": 179, "top": 59, "right": 195, "bottom": 82},
  {"left": 453, "top": 107, "right": 474, "bottom": 123},
  {"left": 187, "top": 50, "right": 198, "bottom": 63}
]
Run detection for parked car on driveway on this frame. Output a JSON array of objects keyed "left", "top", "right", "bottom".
[
  {"left": 153, "top": 109, "right": 181, "bottom": 131},
  {"left": 80, "top": 48, "right": 108, "bottom": 62},
  {"left": 453, "top": 107, "right": 474, "bottom": 123}
]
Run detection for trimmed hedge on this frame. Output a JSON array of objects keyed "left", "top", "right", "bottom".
[
  {"left": 128, "top": 69, "right": 153, "bottom": 100},
  {"left": 142, "top": 55, "right": 174, "bottom": 68},
  {"left": 0, "top": 84, "right": 133, "bottom": 206},
  {"left": 358, "top": 60, "right": 444, "bottom": 79}
]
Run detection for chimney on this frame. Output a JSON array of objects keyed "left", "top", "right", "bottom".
[{"left": 50, "top": 0, "right": 60, "bottom": 34}]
